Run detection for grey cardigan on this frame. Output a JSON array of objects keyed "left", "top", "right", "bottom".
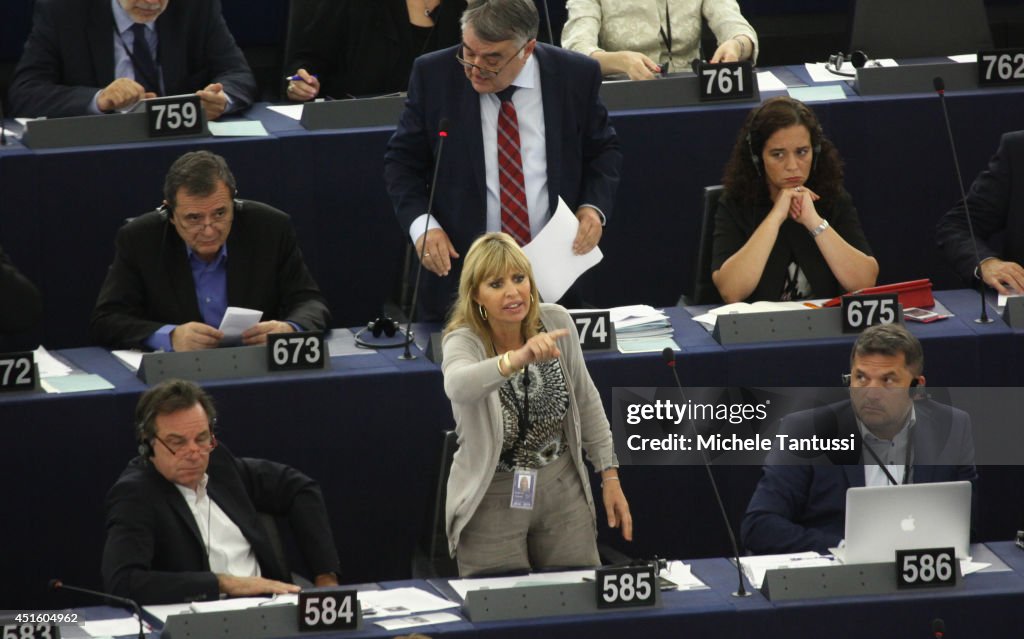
[{"left": 441, "top": 303, "right": 619, "bottom": 556}]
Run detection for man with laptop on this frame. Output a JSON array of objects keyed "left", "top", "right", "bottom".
[{"left": 741, "top": 324, "right": 977, "bottom": 556}]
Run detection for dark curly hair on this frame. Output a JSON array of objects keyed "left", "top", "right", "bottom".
[{"left": 722, "top": 96, "right": 844, "bottom": 207}]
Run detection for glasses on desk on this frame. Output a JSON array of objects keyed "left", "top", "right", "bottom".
[
  {"left": 455, "top": 42, "right": 527, "bottom": 79},
  {"left": 153, "top": 432, "right": 218, "bottom": 457},
  {"left": 178, "top": 210, "right": 232, "bottom": 231}
]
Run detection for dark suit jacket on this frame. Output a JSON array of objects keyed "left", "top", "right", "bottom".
[
  {"left": 90, "top": 200, "right": 330, "bottom": 350},
  {"left": 936, "top": 130, "right": 1024, "bottom": 284},
  {"left": 384, "top": 43, "right": 622, "bottom": 319},
  {"left": 742, "top": 399, "right": 978, "bottom": 555},
  {"left": 0, "top": 244, "right": 42, "bottom": 334},
  {"left": 8, "top": 0, "right": 257, "bottom": 118},
  {"left": 285, "top": 0, "right": 466, "bottom": 99},
  {"left": 101, "top": 443, "right": 341, "bottom": 605}
]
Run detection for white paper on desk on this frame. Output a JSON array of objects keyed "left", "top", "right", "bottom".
[
  {"left": 80, "top": 615, "right": 149, "bottom": 638},
  {"left": 949, "top": 53, "right": 978, "bottom": 63},
  {"left": 740, "top": 551, "right": 834, "bottom": 589},
  {"left": 618, "top": 336, "right": 679, "bottom": 354},
  {"left": 218, "top": 307, "right": 263, "bottom": 341},
  {"left": 208, "top": 120, "right": 269, "bottom": 137},
  {"left": 662, "top": 560, "right": 708, "bottom": 591},
  {"left": 448, "top": 568, "right": 594, "bottom": 600},
  {"left": 997, "top": 292, "right": 1022, "bottom": 308},
  {"left": 268, "top": 104, "right": 305, "bottom": 120},
  {"left": 521, "top": 197, "right": 602, "bottom": 302},
  {"left": 375, "top": 612, "right": 461, "bottom": 631},
  {"left": 358, "top": 587, "right": 459, "bottom": 618},
  {"left": 189, "top": 594, "right": 295, "bottom": 613},
  {"left": 756, "top": 70, "right": 788, "bottom": 92},
  {"left": 691, "top": 300, "right": 820, "bottom": 330},
  {"left": 144, "top": 602, "right": 192, "bottom": 623},
  {"left": 112, "top": 349, "right": 144, "bottom": 372},
  {"left": 33, "top": 345, "right": 73, "bottom": 377}
]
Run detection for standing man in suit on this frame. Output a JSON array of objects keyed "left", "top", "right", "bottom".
[
  {"left": 384, "top": 0, "right": 621, "bottom": 320},
  {"left": 90, "top": 150, "right": 330, "bottom": 351},
  {"left": 102, "top": 379, "right": 341, "bottom": 604},
  {"left": 936, "top": 130, "right": 1024, "bottom": 295},
  {"left": 741, "top": 324, "right": 978, "bottom": 555},
  {"left": 8, "top": 0, "right": 257, "bottom": 119}
]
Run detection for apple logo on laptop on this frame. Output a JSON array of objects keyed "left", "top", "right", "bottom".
[{"left": 900, "top": 515, "right": 916, "bottom": 532}]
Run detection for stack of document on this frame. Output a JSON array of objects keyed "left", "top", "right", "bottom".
[
  {"left": 570, "top": 305, "right": 679, "bottom": 354},
  {"left": 691, "top": 300, "right": 822, "bottom": 331}
]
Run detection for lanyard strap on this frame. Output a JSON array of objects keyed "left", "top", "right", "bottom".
[{"left": 861, "top": 433, "right": 913, "bottom": 486}]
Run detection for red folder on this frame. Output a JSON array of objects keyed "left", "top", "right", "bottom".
[{"left": 822, "top": 279, "right": 934, "bottom": 309}]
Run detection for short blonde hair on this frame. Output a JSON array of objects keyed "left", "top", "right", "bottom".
[{"left": 444, "top": 232, "right": 540, "bottom": 353}]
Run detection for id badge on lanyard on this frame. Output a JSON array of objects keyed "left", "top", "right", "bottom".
[{"left": 511, "top": 468, "right": 538, "bottom": 509}]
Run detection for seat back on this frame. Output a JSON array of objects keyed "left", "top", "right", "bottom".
[
  {"left": 412, "top": 429, "right": 460, "bottom": 578},
  {"left": 281, "top": 0, "right": 324, "bottom": 79},
  {"left": 689, "top": 185, "right": 724, "bottom": 306},
  {"left": 850, "top": 0, "right": 992, "bottom": 59}
]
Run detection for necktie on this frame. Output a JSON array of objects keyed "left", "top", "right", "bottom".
[
  {"left": 130, "top": 23, "right": 160, "bottom": 94},
  {"left": 496, "top": 86, "right": 531, "bottom": 246}
]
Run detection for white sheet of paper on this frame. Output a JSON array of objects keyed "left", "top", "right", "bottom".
[
  {"left": 33, "top": 345, "right": 73, "bottom": 377},
  {"left": 218, "top": 306, "right": 263, "bottom": 341},
  {"left": 756, "top": 70, "right": 788, "bottom": 92},
  {"left": 448, "top": 568, "right": 594, "bottom": 600},
  {"left": 949, "top": 54, "right": 978, "bottom": 63},
  {"left": 358, "top": 587, "right": 459, "bottom": 618},
  {"left": 661, "top": 560, "right": 709, "bottom": 590},
  {"left": 268, "top": 104, "right": 305, "bottom": 120},
  {"left": 207, "top": 120, "right": 269, "bottom": 137},
  {"left": 143, "top": 602, "right": 193, "bottom": 623},
  {"left": 375, "top": 612, "right": 461, "bottom": 631},
  {"left": 521, "top": 197, "right": 602, "bottom": 302},
  {"left": 112, "top": 349, "right": 144, "bottom": 371},
  {"left": 80, "top": 615, "right": 149, "bottom": 637},
  {"left": 739, "top": 551, "right": 833, "bottom": 589}
]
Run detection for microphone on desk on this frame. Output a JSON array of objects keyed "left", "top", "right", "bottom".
[
  {"left": 539, "top": 0, "right": 554, "bottom": 45},
  {"left": 1, "top": 98, "right": 7, "bottom": 146},
  {"left": 661, "top": 348, "right": 751, "bottom": 598},
  {"left": 399, "top": 117, "right": 452, "bottom": 361},
  {"left": 933, "top": 76, "right": 992, "bottom": 324},
  {"left": 49, "top": 578, "right": 145, "bottom": 639}
]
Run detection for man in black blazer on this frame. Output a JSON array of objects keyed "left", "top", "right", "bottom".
[
  {"left": 90, "top": 151, "right": 330, "bottom": 351},
  {"left": 8, "top": 0, "right": 256, "bottom": 119},
  {"left": 742, "top": 324, "right": 978, "bottom": 555},
  {"left": 936, "top": 130, "right": 1024, "bottom": 295},
  {"left": 384, "top": 0, "right": 621, "bottom": 319},
  {"left": 102, "top": 379, "right": 341, "bottom": 604}
]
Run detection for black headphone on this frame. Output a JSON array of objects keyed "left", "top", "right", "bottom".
[
  {"left": 158, "top": 194, "right": 244, "bottom": 220},
  {"left": 745, "top": 100, "right": 822, "bottom": 177},
  {"left": 354, "top": 315, "right": 412, "bottom": 349},
  {"left": 825, "top": 50, "right": 869, "bottom": 78},
  {"left": 841, "top": 374, "right": 925, "bottom": 399}
]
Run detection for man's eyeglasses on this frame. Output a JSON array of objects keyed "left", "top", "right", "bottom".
[
  {"left": 178, "top": 210, "right": 231, "bottom": 231},
  {"left": 153, "top": 432, "right": 218, "bottom": 457},
  {"left": 455, "top": 42, "right": 528, "bottom": 79}
]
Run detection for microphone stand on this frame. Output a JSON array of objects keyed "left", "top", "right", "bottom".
[
  {"left": 400, "top": 119, "right": 451, "bottom": 360},
  {"left": 934, "top": 77, "right": 991, "bottom": 324},
  {"left": 50, "top": 579, "right": 145, "bottom": 639},
  {"left": 661, "top": 348, "right": 750, "bottom": 597}
]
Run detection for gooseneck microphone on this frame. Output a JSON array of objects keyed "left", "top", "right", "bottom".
[
  {"left": 400, "top": 117, "right": 452, "bottom": 360},
  {"left": 49, "top": 579, "right": 145, "bottom": 639},
  {"left": 661, "top": 348, "right": 750, "bottom": 597},
  {"left": 933, "top": 77, "right": 992, "bottom": 324},
  {"left": 539, "top": 0, "right": 554, "bottom": 45},
  {"left": 1, "top": 99, "right": 7, "bottom": 146}
]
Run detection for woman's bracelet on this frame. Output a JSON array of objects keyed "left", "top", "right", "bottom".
[
  {"left": 498, "top": 351, "right": 521, "bottom": 376},
  {"left": 601, "top": 476, "right": 621, "bottom": 488}
]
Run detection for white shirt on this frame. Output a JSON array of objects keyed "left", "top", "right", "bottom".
[
  {"left": 858, "top": 406, "right": 916, "bottom": 487},
  {"left": 175, "top": 474, "right": 261, "bottom": 578}
]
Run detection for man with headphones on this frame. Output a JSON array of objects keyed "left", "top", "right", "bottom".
[
  {"left": 90, "top": 150, "right": 330, "bottom": 351},
  {"left": 101, "top": 379, "right": 340, "bottom": 605},
  {"left": 741, "top": 324, "right": 977, "bottom": 555}
]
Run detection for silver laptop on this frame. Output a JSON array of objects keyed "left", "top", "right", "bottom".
[{"left": 839, "top": 481, "right": 971, "bottom": 564}]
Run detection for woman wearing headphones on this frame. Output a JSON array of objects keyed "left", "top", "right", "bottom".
[{"left": 712, "top": 96, "right": 878, "bottom": 303}]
